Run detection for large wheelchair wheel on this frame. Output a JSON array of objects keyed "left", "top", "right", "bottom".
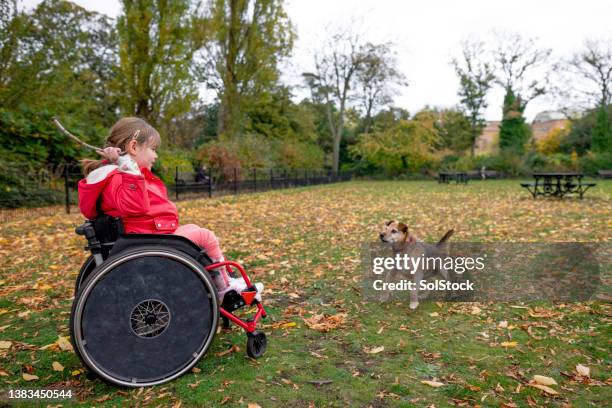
[
  {"left": 70, "top": 246, "right": 219, "bottom": 387},
  {"left": 74, "top": 255, "right": 96, "bottom": 296}
]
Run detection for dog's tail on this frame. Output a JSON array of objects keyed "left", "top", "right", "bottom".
[{"left": 436, "top": 229, "right": 454, "bottom": 247}]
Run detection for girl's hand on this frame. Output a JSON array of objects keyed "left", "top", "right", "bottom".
[{"left": 99, "top": 147, "right": 121, "bottom": 163}]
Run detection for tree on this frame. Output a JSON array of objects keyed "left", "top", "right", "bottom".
[
  {"left": 303, "top": 29, "right": 364, "bottom": 174},
  {"left": 203, "top": 0, "right": 295, "bottom": 138},
  {"left": 116, "top": 0, "right": 206, "bottom": 140},
  {"left": 350, "top": 116, "right": 440, "bottom": 175},
  {"left": 499, "top": 88, "right": 531, "bottom": 154},
  {"left": 435, "top": 108, "right": 473, "bottom": 153},
  {"left": 0, "top": 0, "right": 118, "bottom": 165},
  {"left": 0, "top": 0, "right": 20, "bottom": 94},
  {"left": 561, "top": 105, "right": 612, "bottom": 154},
  {"left": 452, "top": 40, "right": 495, "bottom": 157},
  {"left": 565, "top": 39, "right": 612, "bottom": 152},
  {"left": 536, "top": 127, "right": 566, "bottom": 155},
  {"left": 355, "top": 42, "right": 407, "bottom": 134},
  {"left": 494, "top": 32, "right": 551, "bottom": 154}
]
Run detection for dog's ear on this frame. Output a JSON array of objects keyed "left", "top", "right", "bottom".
[
  {"left": 399, "top": 223, "right": 417, "bottom": 244},
  {"left": 385, "top": 220, "right": 394, "bottom": 226},
  {"left": 398, "top": 223, "right": 408, "bottom": 242}
]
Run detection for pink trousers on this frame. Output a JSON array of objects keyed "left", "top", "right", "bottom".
[{"left": 174, "top": 224, "right": 224, "bottom": 261}]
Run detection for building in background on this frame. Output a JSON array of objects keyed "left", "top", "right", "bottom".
[
  {"left": 530, "top": 111, "right": 569, "bottom": 142},
  {"left": 474, "top": 111, "right": 569, "bottom": 155},
  {"left": 474, "top": 121, "right": 501, "bottom": 155}
]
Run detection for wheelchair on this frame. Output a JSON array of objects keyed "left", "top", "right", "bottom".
[{"left": 70, "top": 215, "right": 268, "bottom": 387}]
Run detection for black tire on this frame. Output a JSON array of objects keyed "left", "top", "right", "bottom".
[
  {"left": 74, "top": 255, "right": 96, "bottom": 296},
  {"left": 70, "top": 246, "right": 219, "bottom": 387},
  {"left": 246, "top": 331, "right": 267, "bottom": 359}
]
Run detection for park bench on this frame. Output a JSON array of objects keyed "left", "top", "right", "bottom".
[
  {"left": 466, "top": 170, "right": 501, "bottom": 180},
  {"left": 438, "top": 171, "right": 467, "bottom": 184},
  {"left": 597, "top": 170, "right": 612, "bottom": 179},
  {"left": 174, "top": 171, "right": 214, "bottom": 193},
  {"left": 520, "top": 172, "right": 596, "bottom": 199},
  {"left": 466, "top": 170, "right": 480, "bottom": 179}
]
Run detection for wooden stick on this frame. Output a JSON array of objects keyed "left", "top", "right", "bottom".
[{"left": 52, "top": 117, "right": 103, "bottom": 153}]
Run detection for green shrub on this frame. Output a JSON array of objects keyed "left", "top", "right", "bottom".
[
  {"left": 272, "top": 139, "right": 325, "bottom": 170},
  {"left": 524, "top": 153, "right": 574, "bottom": 172},
  {"left": 197, "top": 134, "right": 325, "bottom": 171},
  {"left": 580, "top": 151, "right": 612, "bottom": 176},
  {"left": 154, "top": 148, "right": 195, "bottom": 184}
]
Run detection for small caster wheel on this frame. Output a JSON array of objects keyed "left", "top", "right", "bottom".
[
  {"left": 221, "top": 316, "right": 230, "bottom": 329},
  {"left": 246, "top": 331, "right": 267, "bottom": 359}
]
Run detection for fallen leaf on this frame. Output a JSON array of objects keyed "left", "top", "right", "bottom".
[
  {"left": 533, "top": 375, "right": 557, "bottom": 386},
  {"left": 498, "top": 320, "right": 508, "bottom": 328},
  {"left": 52, "top": 361, "right": 64, "bottom": 372},
  {"left": 303, "top": 313, "right": 346, "bottom": 333},
  {"left": 40, "top": 342, "right": 59, "bottom": 351},
  {"left": 421, "top": 380, "right": 444, "bottom": 387},
  {"left": 0, "top": 370, "right": 9, "bottom": 377},
  {"left": 429, "top": 312, "right": 439, "bottom": 317},
  {"left": 95, "top": 395, "right": 111, "bottom": 403},
  {"left": 0, "top": 340, "right": 12, "bottom": 349},
  {"left": 247, "top": 403, "right": 262, "bottom": 408},
  {"left": 32, "top": 282, "right": 52, "bottom": 290},
  {"left": 576, "top": 364, "right": 590, "bottom": 378},
  {"left": 191, "top": 367, "right": 201, "bottom": 373},
  {"left": 57, "top": 336, "right": 73, "bottom": 351},
  {"left": 22, "top": 373, "right": 39, "bottom": 381},
  {"left": 215, "top": 344, "right": 240, "bottom": 357},
  {"left": 501, "top": 341, "right": 517, "bottom": 348},
  {"left": 529, "top": 384, "right": 558, "bottom": 395},
  {"left": 363, "top": 346, "right": 384, "bottom": 354}
]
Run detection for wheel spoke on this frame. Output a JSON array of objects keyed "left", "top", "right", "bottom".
[{"left": 130, "top": 300, "right": 171, "bottom": 338}]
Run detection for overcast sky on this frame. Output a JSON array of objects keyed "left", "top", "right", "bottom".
[{"left": 21, "top": 0, "right": 612, "bottom": 121}]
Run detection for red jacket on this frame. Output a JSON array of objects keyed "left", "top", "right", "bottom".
[{"left": 78, "top": 166, "right": 179, "bottom": 234}]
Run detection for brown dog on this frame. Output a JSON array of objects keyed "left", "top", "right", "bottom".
[{"left": 379, "top": 221, "right": 454, "bottom": 309}]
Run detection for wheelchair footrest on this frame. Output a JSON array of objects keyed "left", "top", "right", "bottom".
[{"left": 221, "top": 290, "right": 246, "bottom": 312}]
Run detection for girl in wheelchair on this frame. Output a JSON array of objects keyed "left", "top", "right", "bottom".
[{"left": 77, "top": 116, "right": 262, "bottom": 301}]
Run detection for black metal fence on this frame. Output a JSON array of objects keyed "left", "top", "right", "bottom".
[
  {"left": 172, "top": 167, "right": 353, "bottom": 201},
  {"left": 0, "top": 162, "right": 74, "bottom": 209},
  {"left": 0, "top": 162, "right": 353, "bottom": 218}
]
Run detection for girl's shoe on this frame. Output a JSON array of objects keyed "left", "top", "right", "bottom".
[{"left": 224, "top": 278, "right": 264, "bottom": 303}]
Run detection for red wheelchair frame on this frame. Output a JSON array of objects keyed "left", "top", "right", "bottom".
[{"left": 205, "top": 260, "right": 267, "bottom": 333}]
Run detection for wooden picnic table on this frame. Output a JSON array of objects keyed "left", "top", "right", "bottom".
[
  {"left": 438, "top": 171, "right": 468, "bottom": 184},
  {"left": 520, "top": 172, "right": 596, "bottom": 199}
]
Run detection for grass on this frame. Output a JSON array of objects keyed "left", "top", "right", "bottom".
[{"left": 0, "top": 179, "right": 610, "bottom": 407}]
